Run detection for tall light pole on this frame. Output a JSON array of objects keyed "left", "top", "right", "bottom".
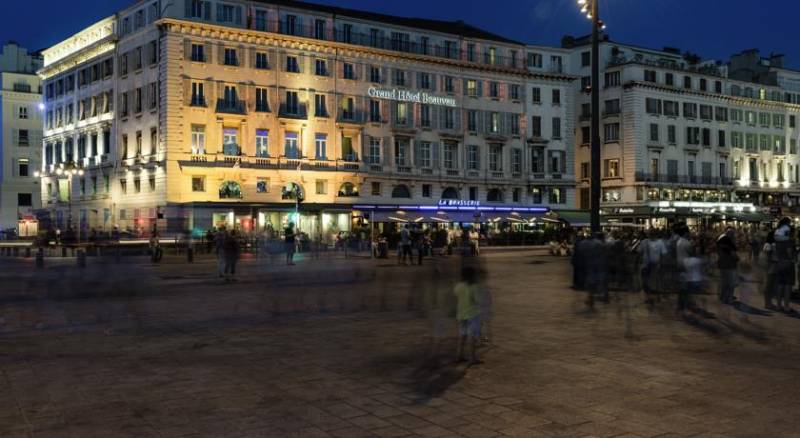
[{"left": 577, "top": 0, "right": 605, "bottom": 232}]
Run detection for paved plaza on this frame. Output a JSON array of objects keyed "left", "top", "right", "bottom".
[{"left": 1, "top": 250, "right": 800, "bottom": 437}]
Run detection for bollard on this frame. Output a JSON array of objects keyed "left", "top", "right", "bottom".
[
  {"left": 25, "top": 247, "right": 31, "bottom": 258},
  {"left": 187, "top": 246, "right": 194, "bottom": 263},
  {"left": 36, "top": 248, "right": 44, "bottom": 268},
  {"left": 77, "top": 250, "right": 86, "bottom": 268}
]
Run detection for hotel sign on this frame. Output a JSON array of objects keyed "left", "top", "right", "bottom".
[{"left": 368, "top": 87, "right": 457, "bottom": 107}]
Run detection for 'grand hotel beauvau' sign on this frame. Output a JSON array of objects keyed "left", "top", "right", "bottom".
[{"left": 368, "top": 87, "right": 457, "bottom": 107}]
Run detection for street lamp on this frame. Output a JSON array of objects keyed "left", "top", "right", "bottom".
[
  {"left": 40, "top": 162, "right": 84, "bottom": 242},
  {"left": 576, "top": 0, "right": 606, "bottom": 232}
]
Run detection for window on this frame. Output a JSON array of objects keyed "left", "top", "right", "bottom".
[
  {"left": 135, "top": 131, "right": 143, "bottom": 156},
  {"left": 527, "top": 52, "right": 542, "bottom": 68},
  {"left": 369, "top": 66, "right": 381, "bottom": 83},
  {"left": 699, "top": 78, "right": 707, "bottom": 92},
  {"left": 315, "top": 94, "right": 328, "bottom": 117},
  {"left": 371, "top": 182, "right": 381, "bottom": 196},
  {"left": 255, "top": 129, "right": 269, "bottom": 157},
  {"left": 605, "top": 99, "right": 620, "bottom": 115},
  {"left": 645, "top": 98, "right": 662, "bottom": 115},
  {"left": 315, "top": 59, "right": 327, "bottom": 76},
  {"left": 469, "top": 187, "right": 478, "bottom": 201},
  {"left": 512, "top": 149, "right": 522, "bottom": 174},
  {"left": 191, "top": 124, "right": 205, "bottom": 154},
  {"left": 668, "top": 125, "right": 677, "bottom": 144},
  {"left": 510, "top": 84, "right": 520, "bottom": 100},
  {"left": 394, "top": 69, "right": 406, "bottom": 86},
  {"left": 490, "top": 113, "right": 500, "bottom": 133},
  {"left": 715, "top": 81, "right": 723, "bottom": 94},
  {"left": 467, "top": 79, "right": 478, "bottom": 97},
  {"left": 285, "top": 90, "right": 299, "bottom": 115},
  {"left": 683, "top": 103, "right": 697, "bottom": 119},
  {"left": 314, "top": 19, "right": 326, "bottom": 40},
  {"left": 134, "top": 178, "right": 141, "bottom": 193},
  {"left": 191, "top": 175, "right": 206, "bottom": 192},
  {"left": 683, "top": 76, "right": 692, "bottom": 89},
  {"left": 314, "top": 133, "right": 327, "bottom": 159},
  {"left": 702, "top": 128, "right": 711, "bottom": 146},
  {"left": 718, "top": 130, "right": 726, "bottom": 147},
  {"left": 223, "top": 48, "right": 238, "bottom": 66},
  {"left": 604, "top": 123, "right": 619, "bottom": 142},
  {"left": 343, "top": 63, "right": 355, "bottom": 80},
  {"left": 18, "top": 106, "right": 28, "bottom": 119},
  {"left": 368, "top": 99, "right": 380, "bottom": 122},
  {"left": 644, "top": 70, "right": 657, "bottom": 83},
  {"left": 649, "top": 123, "right": 659, "bottom": 142},
  {"left": 191, "top": 81, "right": 205, "bottom": 106},
  {"left": 489, "top": 82, "right": 499, "bottom": 98},
  {"left": 581, "top": 127, "right": 590, "bottom": 144},
  {"left": 664, "top": 101, "right": 679, "bottom": 117},
  {"left": 604, "top": 71, "right": 620, "bottom": 87},
  {"left": 699, "top": 105, "right": 713, "bottom": 120},
  {"left": 581, "top": 51, "right": 591, "bottom": 67},
  {"left": 286, "top": 55, "right": 300, "bottom": 73},
  {"left": 148, "top": 82, "right": 157, "bottom": 109},
  {"left": 255, "top": 10, "right": 267, "bottom": 31},
  {"left": 17, "top": 129, "right": 29, "bottom": 147},
  {"left": 17, "top": 159, "right": 29, "bottom": 177},
  {"left": 134, "top": 88, "right": 143, "bottom": 113},
  {"left": 531, "top": 87, "right": 541, "bottom": 103},
  {"left": 420, "top": 73, "right": 431, "bottom": 89},
  {"left": 665, "top": 73, "right": 674, "bottom": 86},
  {"left": 367, "top": 138, "right": 381, "bottom": 164},
  {"left": 552, "top": 89, "right": 561, "bottom": 105},
  {"left": 189, "top": 0, "right": 209, "bottom": 19},
  {"left": 549, "top": 188, "right": 563, "bottom": 204},
  {"left": 467, "top": 110, "right": 477, "bottom": 131},
  {"left": 217, "top": 4, "right": 240, "bottom": 24},
  {"left": 510, "top": 116, "right": 520, "bottom": 135},
  {"left": 418, "top": 141, "right": 431, "bottom": 167},
  {"left": 552, "top": 117, "right": 561, "bottom": 138},
  {"left": 420, "top": 105, "right": 431, "bottom": 128},
  {"left": 531, "top": 116, "right": 542, "bottom": 137},
  {"left": 255, "top": 52, "right": 268, "bottom": 69},
  {"left": 444, "top": 76, "right": 454, "bottom": 93},
  {"left": 17, "top": 193, "right": 32, "bottom": 207},
  {"left": 467, "top": 145, "right": 479, "bottom": 170},
  {"left": 256, "top": 177, "right": 269, "bottom": 193},
  {"left": 342, "top": 24, "right": 353, "bottom": 44},
  {"left": 316, "top": 180, "right": 327, "bottom": 195},
  {"left": 284, "top": 131, "right": 299, "bottom": 158},
  {"left": 604, "top": 159, "right": 619, "bottom": 178},
  {"left": 395, "top": 102, "right": 408, "bottom": 125},
  {"left": 255, "top": 88, "right": 269, "bottom": 112},
  {"left": 422, "top": 184, "right": 432, "bottom": 198},
  {"left": 488, "top": 145, "right": 503, "bottom": 172}
]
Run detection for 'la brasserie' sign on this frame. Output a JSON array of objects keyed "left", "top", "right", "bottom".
[{"left": 368, "top": 87, "right": 457, "bottom": 107}]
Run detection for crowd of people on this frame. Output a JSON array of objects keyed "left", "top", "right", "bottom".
[{"left": 571, "top": 219, "right": 798, "bottom": 314}]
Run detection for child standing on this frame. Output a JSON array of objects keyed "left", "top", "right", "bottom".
[{"left": 454, "top": 266, "right": 482, "bottom": 365}]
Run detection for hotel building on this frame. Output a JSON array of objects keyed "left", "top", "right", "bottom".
[
  {"left": 0, "top": 42, "right": 43, "bottom": 235},
  {"left": 38, "top": 0, "right": 576, "bottom": 238},
  {"left": 565, "top": 35, "right": 800, "bottom": 225}
]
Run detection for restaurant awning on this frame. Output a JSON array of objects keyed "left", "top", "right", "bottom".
[
  {"left": 720, "top": 211, "right": 773, "bottom": 223},
  {"left": 556, "top": 210, "right": 591, "bottom": 227},
  {"left": 366, "top": 210, "right": 550, "bottom": 224}
]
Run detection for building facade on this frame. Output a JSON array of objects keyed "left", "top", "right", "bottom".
[
  {"left": 39, "top": 0, "right": 576, "bottom": 239},
  {"left": 0, "top": 42, "right": 43, "bottom": 235},
  {"left": 564, "top": 35, "right": 800, "bottom": 225}
]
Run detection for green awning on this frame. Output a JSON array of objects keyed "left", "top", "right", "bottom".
[
  {"left": 556, "top": 210, "right": 591, "bottom": 227},
  {"left": 722, "top": 211, "right": 773, "bottom": 223}
]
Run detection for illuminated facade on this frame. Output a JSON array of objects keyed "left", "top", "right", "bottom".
[
  {"left": 40, "top": 0, "right": 576, "bottom": 237},
  {"left": 564, "top": 36, "right": 800, "bottom": 222},
  {"left": 0, "top": 43, "right": 43, "bottom": 234}
]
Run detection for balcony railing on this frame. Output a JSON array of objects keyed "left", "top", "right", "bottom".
[
  {"left": 216, "top": 99, "right": 246, "bottom": 115},
  {"left": 636, "top": 172, "right": 734, "bottom": 186},
  {"left": 337, "top": 109, "right": 366, "bottom": 124},
  {"left": 278, "top": 103, "right": 307, "bottom": 119}
]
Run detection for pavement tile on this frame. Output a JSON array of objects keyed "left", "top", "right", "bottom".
[{"left": 349, "top": 414, "right": 393, "bottom": 430}]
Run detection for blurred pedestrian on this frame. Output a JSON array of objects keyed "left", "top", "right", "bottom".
[
  {"left": 716, "top": 227, "right": 740, "bottom": 305},
  {"left": 584, "top": 232, "right": 608, "bottom": 307},
  {"left": 215, "top": 227, "right": 227, "bottom": 278},
  {"left": 773, "top": 218, "right": 796, "bottom": 313},
  {"left": 454, "top": 265, "right": 482, "bottom": 364},
  {"left": 285, "top": 222, "right": 296, "bottom": 266},
  {"left": 223, "top": 230, "right": 241, "bottom": 281},
  {"left": 762, "top": 232, "right": 776, "bottom": 309},
  {"left": 399, "top": 225, "right": 412, "bottom": 265},
  {"left": 640, "top": 229, "right": 666, "bottom": 303}
]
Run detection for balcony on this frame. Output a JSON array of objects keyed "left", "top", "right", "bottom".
[
  {"left": 636, "top": 172, "right": 734, "bottom": 186},
  {"left": 216, "top": 99, "right": 246, "bottom": 115},
  {"left": 337, "top": 109, "right": 365, "bottom": 124},
  {"left": 278, "top": 103, "right": 307, "bottom": 120}
]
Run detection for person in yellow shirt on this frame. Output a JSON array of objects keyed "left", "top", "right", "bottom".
[{"left": 454, "top": 266, "right": 482, "bottom": 364}]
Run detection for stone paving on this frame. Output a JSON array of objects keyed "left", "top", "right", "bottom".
[{"left": 1, "top": 250, "right": 799, "bottom": 437}]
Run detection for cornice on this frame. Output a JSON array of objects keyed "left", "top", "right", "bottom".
[
  {"left": 156, "top": 18, "right": 576, "bottom": 84},
  {"left": 624, "top": 81, "right": 800, "bottom": 111}
]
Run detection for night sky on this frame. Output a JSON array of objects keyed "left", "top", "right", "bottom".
[{"left": 3, "top": 0, "right": 799, "bottom": 69}]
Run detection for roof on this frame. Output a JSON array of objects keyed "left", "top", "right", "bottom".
[{"left": 252, "top": 0, "right": 524, "bottom": 45}]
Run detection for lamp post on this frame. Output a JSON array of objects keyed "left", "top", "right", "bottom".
[
  {"left": 36, "top": 163, "right": 84, "bottom": 243},
  {"left": 577, "top": 0, "right": 606, "bottom": 232}
]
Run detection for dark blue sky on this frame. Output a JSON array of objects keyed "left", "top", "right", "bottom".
[{"left": 4, "top": 0, "right": 799, "bottom": 69}]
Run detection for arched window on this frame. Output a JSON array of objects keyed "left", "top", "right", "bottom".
[
  {"left": 441, "top": 187, "right": 459, "bottom": 200},
  {"left": 391, "top": 184, "right": 411, "bottom": 199},
  {"left": 338, "top": 182, "right": 359, "bottom": 197},
  {"left": 219, "top": 181, "right": 242, "bottom": 199},
  {"left": 281, "top": 182, "right": 304, "bottom": 201},
  {"left": 486, "top": 188, "right": 504, "bottom": 203}
]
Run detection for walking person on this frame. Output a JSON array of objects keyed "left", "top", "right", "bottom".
[
  {"left": 215, "top": 227, "right": 227, "bottom": 278},
  {"left": 773, "top": 218, "right": 796, "bottom": 313},
  {"left": 584, "top": 232, "right": 609, "bottom": 308},
  {"left": 223, "top": 230, "right": 241, "bottom": 281},
  {"left": 716, "top": 227, "right": 740, "bottom": 305},
  {"left": 454, "top": 265, "right": 482, "bottom": 365},
  {"left": 418, "top": 232, "right": 431, "bottom": 266},
  {"left": 284, "top": 222, "right": 296, "bottom": 266},
  {"left": 639, "top": 229, "right": 666, "bottom": 304},
  {"left": 762, "top": 232, "right": 777, "bottom": 309},
  {"left": 399, "top": 224, "right": 412, "bottom": 265},
  {"left": 675, "top": 225, "right": 694, "bottom": 312}
]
